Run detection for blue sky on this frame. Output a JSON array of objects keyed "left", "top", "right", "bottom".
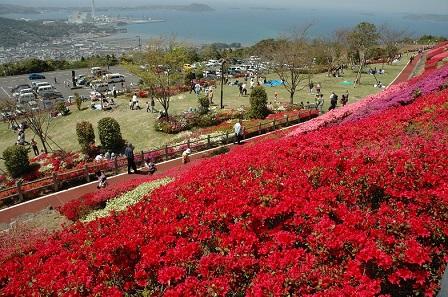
[{"left": 2, "top": 0, "right": 447, "bottom": 14}]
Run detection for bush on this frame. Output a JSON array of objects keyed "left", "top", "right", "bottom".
[
  {"left": 249, "top": 86, "right": 269, "bottom": 119},
  {"left": 76, "top": 121, "right": 95, "bottom": 155},
  {"left": 198, "top": 95, "right": 210, "bottom": 115},
  {"left": 97, "top": 117, "right": 124, "bottom": 152},
  {"left": 154, "top": 116, "right": 192, "bottom": 134},
  {"left": 3, "top": 145, "right": 30, "bottom": 178},
  {"left": 75, "top": 93, "right": 82, "bottom": 111}
]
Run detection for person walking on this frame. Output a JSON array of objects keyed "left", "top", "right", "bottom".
[
  {"left": 208, "top": 88, "right": 214, "bottom": 104},
  {"left": 132, "top": 93, "right": 138, "bottom": 109},
  {"left": 146, "top": 101, "right": 150, "bottom": 112},
  {"left": 31, "top": 138, "right": 39, "bottom": 156},
  {"left": 242, "top": 83, "right": 247, "bottom": 96},
  {"left": 316, "top": 83, "right": 321, "bottom": 95},
  {"left": 194, "top": 83, "right": 201, "bottom": 95},
  {"left": 341, "top": 90, "right": 349, "bottom": 106},
  {"left": 329, "top": 92, "right": 338, "bottom": 111},
  {"left": 308, "top": 81, "right": 314, "bottom": 94},
  {"left": 125, "top": 143, "right": 137, "bottom": 174},
  {"left": 150, "top": 97, "right": 156, "bottom": 113},
  {"left": 234, "top": 119, "right": 243, "bottom": 144}
]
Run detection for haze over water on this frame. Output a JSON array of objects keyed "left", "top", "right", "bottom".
[{"left": 3, "top": 5, "right": 448, "bottom": 45}]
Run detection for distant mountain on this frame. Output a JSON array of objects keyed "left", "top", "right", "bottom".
[
  {"left": 404, "top": 14, "right": 448, "bottom": 22},
  {"left": 0, "top": 4, "right": 38, "bottom": 15},
  {"left": 100, "top": 3, "right": 215, "bottom": 12},
  {"left": 135, "top": 3, "right": 214, "bottom": 12}
]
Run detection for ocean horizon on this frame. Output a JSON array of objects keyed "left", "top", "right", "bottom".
[{"left": 3, "top": 6, "right": 447, "bottom": 46}]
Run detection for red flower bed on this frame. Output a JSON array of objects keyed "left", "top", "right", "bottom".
[
  {"left": 1, "top": 86, "right": 448, "bottom": 295},
  {"left": 58, "top": 175, "right": 158, "bottom": 221}
]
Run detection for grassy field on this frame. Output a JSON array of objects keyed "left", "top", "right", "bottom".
[{"left": 0, "top": 56, "right": 408, "bottom": 170}]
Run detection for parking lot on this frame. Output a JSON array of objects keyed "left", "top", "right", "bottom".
[{"left": 0, "top": 66, "right": 141, "bottom": 101}]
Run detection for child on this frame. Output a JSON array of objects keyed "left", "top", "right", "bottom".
[
  {"left": 144, "top": 158, "right": 157, "bottom": 175},
  {"left": 182, "top": 148, "right": 192, "bottom": 164},
  {"left": 96, "top": 171, "right": 107, "bottom": 189}
]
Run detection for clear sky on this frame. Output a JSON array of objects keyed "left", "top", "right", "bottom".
[{"left": 2, "top": 0, "right": 447, "bottom": 14}]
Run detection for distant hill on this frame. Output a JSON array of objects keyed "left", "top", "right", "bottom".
[
  {"left": 107, "top": 3, "right": 215, "bottom": 12},
  {"left": 0, "top": 4, "right": 38, "bottom": 15},
  {"left": 0, "top": 17, "right": 106, "bottom": 48}
]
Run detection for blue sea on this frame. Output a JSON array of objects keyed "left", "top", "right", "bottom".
[{"left": 3, "top": 6, "right": 447, "bottom": 45}]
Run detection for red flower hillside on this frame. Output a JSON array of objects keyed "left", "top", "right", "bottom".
[{"left": 1, "top": 81, "right": 448, "bottom": 295}]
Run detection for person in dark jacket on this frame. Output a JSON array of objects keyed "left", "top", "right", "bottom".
[{"left": 124, "top": 143, "right": 137, "bottom": 174}]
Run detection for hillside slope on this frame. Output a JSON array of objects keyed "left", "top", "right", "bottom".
[{"left": 1, "top": 66, "right": 448, "bottom": 296}]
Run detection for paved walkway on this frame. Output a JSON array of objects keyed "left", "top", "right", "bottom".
[
  {"left": 0, "top": 152, "right": 207, "bottom": 223},
  {"left": 390, "top": 53, "right": 422, "bottom": 86}
]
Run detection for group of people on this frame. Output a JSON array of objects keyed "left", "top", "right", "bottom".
[
  {"left": 95, "top": 143, "right": 157, "bottom": 189},
  {"left": 308, "top": 81, "right": 322, "bottom": 95},
  {"left": 129, "top": 93, "right": 142, "bottom": 110},
  {"left": 328, "top": 90, "right": 350, "bottom": 111},
  {"left": 146, "top": 98, "right": 156, "bottom": 113},
  {"left": 15, "top": 127, "right": 41, "bottom": 156},
  {"left": 191, "top": 81, "right": 215, "bottom": 104}
]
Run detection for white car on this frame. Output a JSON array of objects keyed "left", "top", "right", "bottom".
[{"left": 104, "top": 73, "right": 125, "bottom": 84}]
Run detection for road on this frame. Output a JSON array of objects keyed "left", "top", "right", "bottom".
[{"left": 0, "top": 66, "right": 141, "bottom": 101}]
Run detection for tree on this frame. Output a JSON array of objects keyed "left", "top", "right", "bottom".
[
  {"left": 263, "top": 28, "right": 314, "bottom": 104},
  {"left": 348, "top": 22, "right": 379, "bottom": 85},
  {"left": 314, "top": 30, "right": 350, "bottom": 77},
  {"left": 140, "top": 38, "right": 191, "bottom": 117},
  {"left": 249, "top": 86, "right": 269, "bottom": 119},
  {"left": 76, "top": 121, "right": 95, "bottom": 154},
  {"left": 379, "top": 25, "right": 409, "bottom": 64},
  {"left": 3, "top": 145, "right": 30, "bottom": 178},
  {"left": 97, "top": 117, "right": 124, "bottom": 152},
  {"left": 0, "top": 98, "right": 56, "bottom": 154}
]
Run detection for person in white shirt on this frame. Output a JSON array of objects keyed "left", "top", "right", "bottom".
[
  {"left": 233, "top": 119, "right": 243, "bottom": 144},
  {"left": 182, "top": 148, "right": 192, "bottom": 164},
  {"left": 132, "top": 93, "right": 138, "bottom": 109},
  {"left": 241, "top": 83, "right": 247, "bottom": 96}
]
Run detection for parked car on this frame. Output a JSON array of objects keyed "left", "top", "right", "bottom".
[
  {"left": 32, "top": 81, "right": 51, "bottom": 90},
  {"left": 104, "top": 73, "right": 125, "bottom": 84},
  {"left": 17, "top": 93, "right": 36, "bottom": 104},
  {"left": 28, "top": 73, "right": 46, "bottom": 80},
  {"left": 77, "top": 77, "right": 88, "bottom": 85},
  {"left": 11, "top": 84, "right": 31, "bottom": 94},
  {"left": 13, "top": 87, "right": 33, "bottom": 98},
  {"left": 92, "top": 82, "right": 109, "bottom": 93},
  {"left": 40, "top": 91, "right": 63, "bottom": 101}
]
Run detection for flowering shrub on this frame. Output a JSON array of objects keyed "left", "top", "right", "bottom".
[
  {"left": 82, "top": 178, "right": 172, "bottom": 222},
  {"left": 290, "top": 64, "right": 448, "bottom": 136},
  {"left": 154, "top": 109, "right": 244, "bottom": 134},
  {"left": 1, "top": 83, "right": 448, "bottom": 296},
  {"left": 58, "top": 176, "right": 159, "bottom": 221}
]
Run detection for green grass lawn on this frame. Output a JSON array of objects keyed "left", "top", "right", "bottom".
[{"left": 0, "top": 56, "right": 408, "bottom": 171}]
